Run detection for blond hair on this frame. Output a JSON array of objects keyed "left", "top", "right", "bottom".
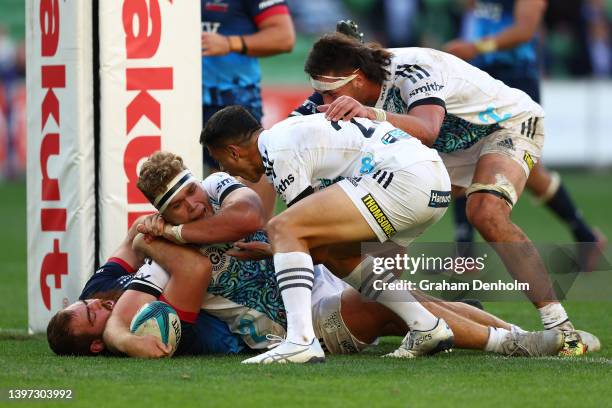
[{"left": 137, "top": 151, "right": 186, "bottom": 203}]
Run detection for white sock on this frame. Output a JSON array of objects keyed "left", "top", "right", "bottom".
[
  {"left": 343, "top": 256, "right": 438, "bottom": 331},
  {"left": 485, "top": 327, "right": 512, "bottom": 353},
  {"left": 274, "top": 252, "right": 316, "bottom": 344},
  {"left": 538, "top": 303, "right": 570, "bottom": 330},
  {"left": 510, "top": 324, "right": 527, "bottom": 335}
]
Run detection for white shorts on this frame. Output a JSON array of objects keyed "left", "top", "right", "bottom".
[
  {"left": 440, "top": 117, "right": 545, "bottom": 188},
  {"left": 337, "top": 160, "right": 451, "bottom": 246},
  {"left": 311, "top": 265, "right": 370, "bottom": 354}
]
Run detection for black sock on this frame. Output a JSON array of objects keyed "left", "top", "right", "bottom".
[
  {"left": 453, "top": 196, "right": 474, "bottom": 243},
  {"left": 545, "top": 183, "right": 596, "bottom": 242}
]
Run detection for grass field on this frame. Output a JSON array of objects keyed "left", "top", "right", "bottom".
[{"left": 1, "top": 171, "right": 611, "bottom": 407}]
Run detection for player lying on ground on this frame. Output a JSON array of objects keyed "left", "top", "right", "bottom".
[
  {"left": 134, "top": 151, "right": 571, "bottom": 359},
  {"left": 47, "top": 152, "right": 570, "bottom": 358}
]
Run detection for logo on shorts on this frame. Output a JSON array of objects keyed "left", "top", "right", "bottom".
[
  {"left": 496, "top": 138, "right": 515, "bottom": 151},
  {"left": 361, "top": 194, "right": 397, "bottom": 238},
  {"left": 523, "top": 152, "right": 534, "bottom": 171},
  {"left": 428, "top": 190, "right": 451, "bottom": 208}
]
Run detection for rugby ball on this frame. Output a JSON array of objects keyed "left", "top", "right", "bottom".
[{"left": 129, "top": 301, "right": 181, "bottom": 357}]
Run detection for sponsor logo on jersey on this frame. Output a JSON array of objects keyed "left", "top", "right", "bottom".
[
  {"left": 428, "top": 190, "right": 451, "bottom": 208},
  {"left": 204, "top": 1, "right": 228, "bottom": 13},
  {"left": 361, "top": 194, "right": 397, "bottom": 238},
  {"left": 408, "top": 82, "right": 444, "bottom": 97},
  {"left": 201, "top": 245, "right": 230, "bottom": 272},
  {"left": 215, "top": 176, "right": 234, "bottom": 192},
  {"left": 259, "top": 0, "right": 284, "bottom": 10},
  {"left": 275, "top": 174, "right": 295, "bottom": 194},
  {"left": 381, "top": 128, "right": 411, "bottom": 145},
  {"left": 396, "top": 64, "right": 431, "bottom": 84},
  {"left": 523, "top": 152, "right": 534, "bottom": 171}
]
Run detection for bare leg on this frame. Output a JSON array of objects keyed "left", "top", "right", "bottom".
[
  {"left": 466, "top": 154, "right": 558, "bottom": 309},
  {"left": 340, "top": 288, "right": 491, "bottom": 350},
  {"left": 413, "top": 291, "right": 511, "bottom": 330}
]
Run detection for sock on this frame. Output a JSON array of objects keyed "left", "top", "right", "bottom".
[
  {"left": 453, "top": 196, "right": 475, "bottom": 243},
  {"left": 274, "top": 252, "right": 316, "bottom": 344},
  {"left": 510, "top": 324, "right": 526, "bottom": 335},
  {"left": 343, "top": 257, "right": 438, "bottom": 331},
  {"left": 538, "top": 303, "right": 570, "bottom": 330},
  {"left": 485, "top": 327, "right": 512, "bottom": 353},
  {"left": 545, "top": 183, "right": 596, "bottom": 242}
]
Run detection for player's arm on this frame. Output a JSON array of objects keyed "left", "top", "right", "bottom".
[
  {"left": 108, "top": 214, "right": 149, "bottom": 270},
  {"left": 382, "top": 105, "right": 446, "bottom": 147},
  {"left": 176, "top": 186, "right": 266, "bottom": 244},
  {"left": 243, "top": 13, "right": 295, "bottom": 57},
  {"left": 202, "top": 9, "right": 294, "bottom": 57},
  {"left": 102, "top": 289, "right": 170, "bottom": 358},
  {"left": 444, "top": 0, "right": 547, "bottom": 60}
]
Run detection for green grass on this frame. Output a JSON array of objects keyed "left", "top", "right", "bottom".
[{"left": 1, "top": 171, "right": 612, "bottom": 407}]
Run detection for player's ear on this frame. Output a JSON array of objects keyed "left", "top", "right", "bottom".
[
  {"left": 90, "top": 339, "right": 105, "bottom": 354},
  {"left": 227, "top": 144, "right": 240, "bottom": 161}
]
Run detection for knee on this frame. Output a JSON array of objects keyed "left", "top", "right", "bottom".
[
  {"left": 266, "top": 214, "right": 298, "bottom": 243},
  {"left": 466, "top": 193, "right": 510, "bottom": 233}
]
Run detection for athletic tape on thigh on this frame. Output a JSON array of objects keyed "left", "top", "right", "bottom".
[
  {"left": 466, "top": 174, "right": 518, "bottom": 208},
  {"left": 538, "top": 171, "right": 561, "bottom": 203}
]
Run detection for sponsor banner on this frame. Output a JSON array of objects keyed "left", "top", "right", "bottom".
[
  {"left": 26, "top": 0, "right": 95, "bottom": 332},
  {"left": 98, "top": 0, "right": 202, "bottom": 261}
]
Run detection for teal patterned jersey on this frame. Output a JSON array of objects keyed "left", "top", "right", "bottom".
[{"left": 198, "top": 173, "right": 287, "bottom": 349}]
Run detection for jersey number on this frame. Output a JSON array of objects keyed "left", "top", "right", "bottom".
[{"left": 330, "top": 119, "right": 377, "bottom": 138}]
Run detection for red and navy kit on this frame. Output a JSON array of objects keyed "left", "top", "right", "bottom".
[{"left": 79, "top": 258, "right": 245, "bottom": 355}]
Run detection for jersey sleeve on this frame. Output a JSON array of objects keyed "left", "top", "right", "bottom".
[
  {"left": 79, "top": 258, "right": 134, "bottom": 300},
  {"left": 396, "top": 62, "right": 447, "bottom": 112},
  {"left": 201, "top": 172, "right": 246, "bottom": 205},
  {"left": 248, "top": 0, "right": 290, "bottom": 26},
  {"left": 289, "top": 92, "right": 323, "bottom": 117}
]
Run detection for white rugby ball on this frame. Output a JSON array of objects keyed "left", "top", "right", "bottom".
[{"left": 129, "top": 301, "right": 181, "bottom": 357}]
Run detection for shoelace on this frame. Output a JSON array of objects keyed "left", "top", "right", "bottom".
[{"left": 265, "top": 334, "right": 285, "bottom": 350}]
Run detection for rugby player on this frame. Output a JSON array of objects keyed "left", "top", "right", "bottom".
[
  {"left": 47, "top": 152, "right": 569, "bottom": 359},
  {"left": 301, "top": 33, "right": 586, "bottom": 337},
  {"left": 443, "top": 0, "right": 606, "bottom": 269}
]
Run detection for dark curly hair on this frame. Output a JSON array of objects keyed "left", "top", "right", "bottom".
[{"left": 305, "top": 33, "right": 393, "bottom": 85}]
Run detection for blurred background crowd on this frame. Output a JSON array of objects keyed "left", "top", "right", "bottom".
[{"left": 1, "top": 0, "right": 611, "bottom": 179}]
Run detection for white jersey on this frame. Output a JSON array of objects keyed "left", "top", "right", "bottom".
[
  {"left": 376, "top": 48, "right": 545, "bottom": 153},
  {"left": 258, "top": 113, "right": 442, "bottom": 205}
]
